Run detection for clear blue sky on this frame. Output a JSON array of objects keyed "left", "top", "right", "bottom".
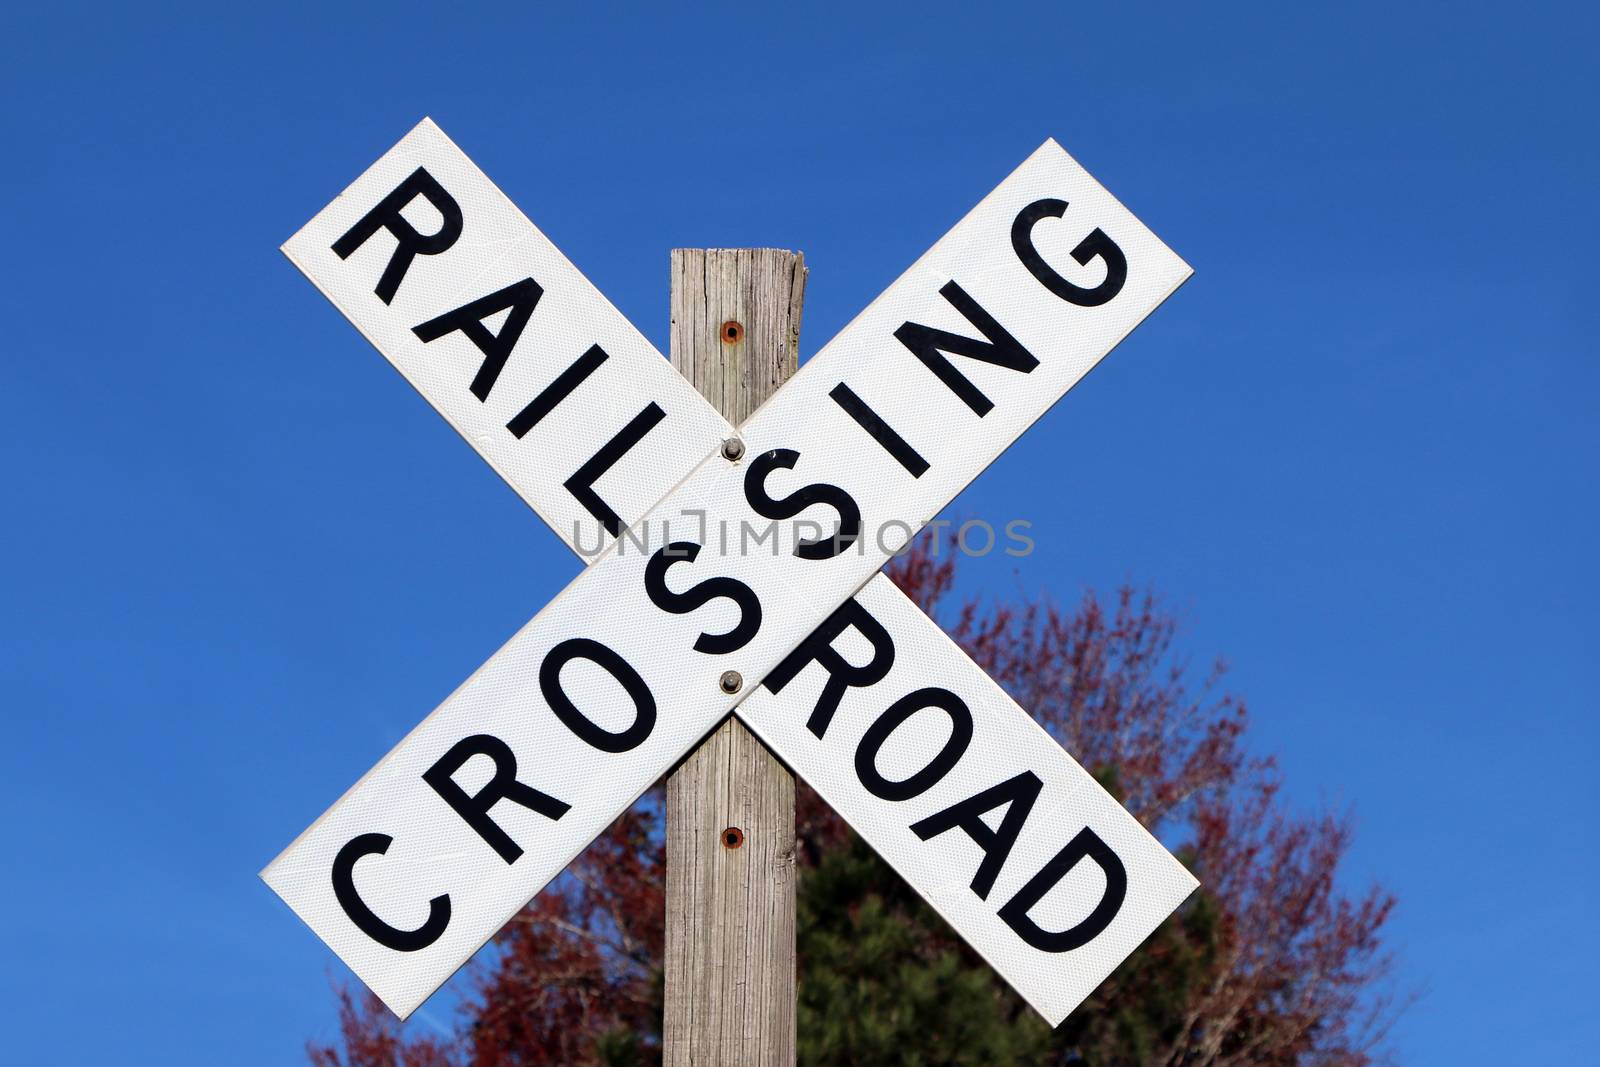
[{"left": 2, "top": 2, "right": 1593, "bottom": 1062}]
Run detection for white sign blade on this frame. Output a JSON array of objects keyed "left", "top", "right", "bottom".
[
  {"left": 718, "top": 137, "right": 1193, "bottom": 621},
  {"left": 281, "top": 118, "right": 729, "bottom": 557},
  {"left": 740, "top": 573, "right": 1198, "bottom": 1025},
  {"left": 262, "top": 476, "right": 836, "bottom": 1018}
]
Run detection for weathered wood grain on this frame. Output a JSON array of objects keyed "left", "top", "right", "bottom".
[{"left": 663, "top": 248, "right": 804, "bottom": 1067}]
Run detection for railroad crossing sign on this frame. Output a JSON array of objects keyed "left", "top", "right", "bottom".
[{"left": 263, "top": 118, "right": 1198, "bottom": 1027}]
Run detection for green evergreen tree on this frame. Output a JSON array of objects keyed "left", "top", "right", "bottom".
[{"left": 797, "top": 835, "right": 1052, "bottom": 1066}]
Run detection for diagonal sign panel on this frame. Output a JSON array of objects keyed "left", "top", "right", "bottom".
[
  {"left": 262, "top": 489, "right": 824, "bottom": 1019},
  {"left": 711, "top": 136, "right": 1193, "bottom": 625},
  {"left": 741, "top": 578, "right": 1196, "bottom": 1024},
  {"left": 281, "top": 119, "right": 728, "bottom": 558},
  {"left": 265, "top": 121, "right": 1194, "bottom": 1020}
]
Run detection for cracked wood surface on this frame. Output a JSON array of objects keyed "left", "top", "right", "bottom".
[{"left": 663, "top": 248, "right": 804, "bottom": 1067}]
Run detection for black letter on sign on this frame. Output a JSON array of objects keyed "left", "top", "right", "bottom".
[
  {"left": 507, "top": 344, "right": 608, "bottom": 439},
  {"left": 540, "top": 637, "right": 656, "bottom": 753},
  {"left": 744, "top": 448, "right": 860, "bottom": 560},
  {"left": 855, "top": 687, "right": 973, "bottom": 802},
  {"left": 412, "top": 278, "right": 543, "bottom": 401},
  {"left": 643, "top": 541, "right": 762, "bottom": 655},
  {"left": 564, "top": 404, "right": 667, "bottom": 538},
  {"left": 763, "top": 598, "right": 895, "bottom": 739},
  {"left": 997, "top": 826, "right": 1128, "bottom": 952},
  {"left": 893, "top": 281, "right": 1039, "bottom": 417},
  {"left": 331, "top": 832, "right": 451, "bottom": 952},
  {"left": 1010, "top": 198, "right": 1127, "bottom": 308},
  {"left": 829, "top": 383, "right": 929, "bottom": 478},
  {"left": 421, "top": 734, "right": 572, "bottom": 865},
  {"left": 332, "top": 167, "right": 464, "bottom": 305},
  {"left": 909, "top": 770, "right": 1043, "bottom": 900}
]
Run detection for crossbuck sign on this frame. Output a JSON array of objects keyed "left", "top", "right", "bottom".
[{"left": 264, "top": 119, "right": 1198, "bottom": 1026}]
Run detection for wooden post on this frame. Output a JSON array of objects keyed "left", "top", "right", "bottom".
[{"left": 664, "top": 249, "right": 805, "bottom": 1067}]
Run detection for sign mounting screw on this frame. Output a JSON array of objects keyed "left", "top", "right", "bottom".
[
  {"left": 720, "top": 320, "right": 744, "bottom": 344},
  {"left": 719, "top": 670, "right": 743, "bottom": 694},
  {"left": 721, "top": 437, "right": 745, "bottom": 462}
]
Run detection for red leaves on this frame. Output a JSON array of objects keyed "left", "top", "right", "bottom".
[
  {"left": 308, "top": 985, "right": 456, "bottom": 1066},
  {"left": 890, "top": 532, "right": 1403, "bottom": 1066},
  {"left": 467, "top": 806, "right": 667, "bottom": 1064},
  {"left": 313, "top": 530, "right": 1400, "bottom": 1066}
]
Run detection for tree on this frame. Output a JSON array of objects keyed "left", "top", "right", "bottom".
[{"left": 310, "top": 535, "right": 1400, "bottom": 1067}]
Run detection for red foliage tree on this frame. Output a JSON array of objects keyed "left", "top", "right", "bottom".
[{"left": 310, "top": 536, "right": 1400, "bottom": 1066}]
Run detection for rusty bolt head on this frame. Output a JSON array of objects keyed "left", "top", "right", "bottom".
[
  {"left": 720, "top": 320, "right": 744, "bottom": 344},
  {"left": 722, "top": 827, "right": 745, "bottom": 849},
  {"left": 719, "top": 670, "right": 743, "bottom": 694}
]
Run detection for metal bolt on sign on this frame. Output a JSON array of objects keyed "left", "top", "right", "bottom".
[{"left": 263, "top": 117, "right": 1198, "bottom": 1064}]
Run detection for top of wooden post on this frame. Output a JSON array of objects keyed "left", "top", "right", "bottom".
[{"left": 669, "top": 248, "right": 806, "bottom": 425}]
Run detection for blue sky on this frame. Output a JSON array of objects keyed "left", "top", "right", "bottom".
[{"left": 1, "top": 2, "right": 1594, "bottom": 1062}]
